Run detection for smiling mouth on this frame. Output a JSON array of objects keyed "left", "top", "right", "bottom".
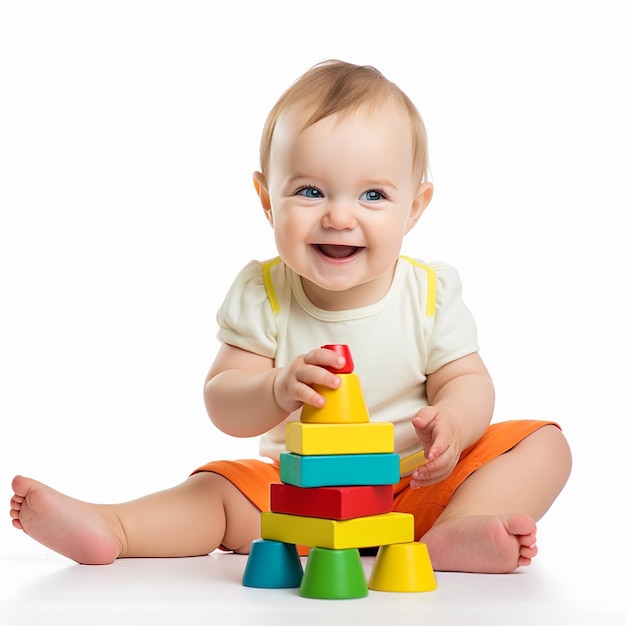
[{"left": 314, "top": 244, "right": 364, "bottom": 259}]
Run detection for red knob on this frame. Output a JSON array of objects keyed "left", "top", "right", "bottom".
[{"left": 321, "top": 344, "right": 354, "bottom": 373}]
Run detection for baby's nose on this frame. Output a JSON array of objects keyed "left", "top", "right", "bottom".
[{"left": 321, "top": 200, "right": 357, "bottom": 230}]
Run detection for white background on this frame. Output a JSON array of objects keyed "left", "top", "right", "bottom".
[{"left": 1, "top": 0, "right": 624, "bottom": 592}]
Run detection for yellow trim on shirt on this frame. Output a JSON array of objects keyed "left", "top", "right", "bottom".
[
  {"left": 400, "top": 256, "right": 436, "bottom": 317},
  {"left": 261, "top": 257, "right": 282, "bottom": 315}
]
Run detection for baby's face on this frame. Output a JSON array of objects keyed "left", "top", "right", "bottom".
[{"left": 265, "top": 103, "right": 429, "bottom": 311}]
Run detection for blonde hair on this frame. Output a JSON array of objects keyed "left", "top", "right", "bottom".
[{"left": 259, "top": 59, "right": 429, "bottom": 183}]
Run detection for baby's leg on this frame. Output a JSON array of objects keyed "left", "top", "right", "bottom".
[
  {"left": 421, "top": 425, "right": 572, "bottom": 573},
  {"left": 10, "top": 473, "right": 260, "bottom": 564}
]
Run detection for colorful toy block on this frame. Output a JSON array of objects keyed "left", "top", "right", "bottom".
[
  {"left": 280, "top": 452, "right": 400, "bottom": 487},
  {"left": 269, "top": 483, "right": 393, "bottom": 520},
  {"left": 286, "top": 421, "right": 394, "bottom": 455},
  {"left": 368, "top": 542, "right": 437, "bottom": 592},
  {"left": 299, "top": 547, "right": 367, "bottom": 599},
  {"left": 399, "top": 449, "right": 428, "bottom": 475},
  {"left": 261, "top": 511, "right": 414, "bottom": 549},
  {"left": 300, "top": 373, "right": 370, "bottom": 424},
  {"left": 242, "top": 539, "right": 303, "bottom": 588}
]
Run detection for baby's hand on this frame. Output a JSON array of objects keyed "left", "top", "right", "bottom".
[
  {"left": 410, "top": 406, "right": 463, "bottom": 488},
  {"left": 272, "top": 348, "right": 345, "bottom": 414}
]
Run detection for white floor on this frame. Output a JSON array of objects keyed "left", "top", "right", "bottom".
[{"left": 1, "top": 530, "right": 622, "bottom": 626}]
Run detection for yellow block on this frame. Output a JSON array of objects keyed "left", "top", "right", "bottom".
[
  {"left": 286, "top": 422, "right": 394, "bottom": 455},
  {"left": 261, "top": 511, "right": 414, "bottom": 549},
  {"left": 369, "top": 542, "right": 437, "bottom": 592},
  {"left": 399, "top": 450, "right": 428, "bottom": 475},
  {"left": 300, "top": 373, "right": 369, "bottom": 423}
]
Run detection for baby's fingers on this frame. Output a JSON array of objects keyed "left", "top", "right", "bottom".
[
  {"left": 299, "top": 358, "right": 342, "bottom": 391},
  {"left": 412, "top": 406, "right": 439, "bottom": 433},
  {"left": 410, "top": 449, "right": 454, "bottom": 488},
  {"left": 304, "top": 347, "right": 347, "bottom": 373},
  {"left": 290, "top": 380, "right": 328, "bottom": 409},
  {"left": 274, "top": 361, "right": 341, "bottom": 412}
]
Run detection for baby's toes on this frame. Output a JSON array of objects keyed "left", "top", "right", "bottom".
[
  {"left": 11, "top": 494, "right": 25, "bottom": 507},
  {"left": 519, "top": 543, "right": 538, "bottom": 560}
]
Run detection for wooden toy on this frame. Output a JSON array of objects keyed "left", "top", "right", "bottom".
[
  {"left": 369, "top": 542, "right": 437, "bottom": 592},
  {"left": 242, "top": 344, "right": 437, "bottom": 598},
  {"left": 285, "top": 421, "right": 394, "bottom": 455},
  {"left": 261, "top": 511, "right": 414, "bottom": 550},
  {"left": 279, "top": 451, "right": 400, "bottom": 487},
  {"left": 300, "top": 373, "right": 370, "bottom": 424},
  {"left": 299, "top": 548, "right": 367, "bottom": 599},
  {"left": 242, "top": 539, "right": 303, "bottom": 588},
  {"left": 269, "top": 483, "right": 393, "bottom": 520}
]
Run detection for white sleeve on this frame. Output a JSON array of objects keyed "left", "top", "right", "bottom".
[
  {"left": 425, "top": 262, "right": 480, "bottom": 374},
  {"left": 215, "top": 260, "right": 278, "bottom": 358}
]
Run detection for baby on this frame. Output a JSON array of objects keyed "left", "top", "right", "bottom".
[{"left": 11, "top": 59, "right": 572, "bottom": 573}]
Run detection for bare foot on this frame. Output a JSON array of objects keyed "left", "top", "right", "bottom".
[
  {"left": 10, "top": 475, "right": 124, "bottom": 565},
  {"left": 421, "top": 514, "right": 538, "bottom": 573}
]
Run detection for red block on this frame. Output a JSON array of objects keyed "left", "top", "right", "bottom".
[{"left": 270, "top": 483, "right": 394, "bottom": 520}]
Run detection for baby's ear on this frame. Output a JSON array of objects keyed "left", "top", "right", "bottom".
[
  {"left": 252, "top": 171, "right": 273, "bottom": 225},
  {"left": 405, "top": 182, "right": 434, "bottom": 234}
]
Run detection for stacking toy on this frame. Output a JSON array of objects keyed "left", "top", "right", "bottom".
[
  {"left": 241, "top": 344, "right": 436, "bottom": 598},
  {"left": 242, "top": 539, "right": 303, "bottom": 588},
  {"left": 369, "top": 542, "right": 437, "bottom": 592},
  {"left": 299, "top": 548, "right": 368, "bottom": 599}
]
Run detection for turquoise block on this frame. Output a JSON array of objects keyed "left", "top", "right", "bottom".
[
  {"left": 279, "top": 452, "right": 400, "bottom": 487},
  {"left": 242, "top": 539, "right": 303, "bottom": 588}
]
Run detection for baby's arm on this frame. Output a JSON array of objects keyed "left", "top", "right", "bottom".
[
  {"left": 204, "top": 344, "right": 345, "bottom": 438},
  {"left": 410, "top": 352, "right": 495, "bottom": 488}
]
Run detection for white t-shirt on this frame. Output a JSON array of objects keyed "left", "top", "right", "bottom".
[{"left": 216, "top": 256, "right": 479, "bottom": 474}]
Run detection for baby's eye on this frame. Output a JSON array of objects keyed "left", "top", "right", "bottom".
[
  {"left": 295, "top": 186, "right": 324, "bottom": 199},
  {"left": 360, "top": 189, "right": 386, "bottom": 202}
]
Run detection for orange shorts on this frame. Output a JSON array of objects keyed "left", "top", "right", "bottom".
[{"left": 192, "top": 419, "right": 558, "bottom": 543}]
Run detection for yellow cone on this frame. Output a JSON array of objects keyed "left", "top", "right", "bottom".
[
  {"left": 301, "top": 373, "right": 369, "bottom": 424},
  {"left": 369, "top": 542, "right": 437, "bottom": 592}
]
